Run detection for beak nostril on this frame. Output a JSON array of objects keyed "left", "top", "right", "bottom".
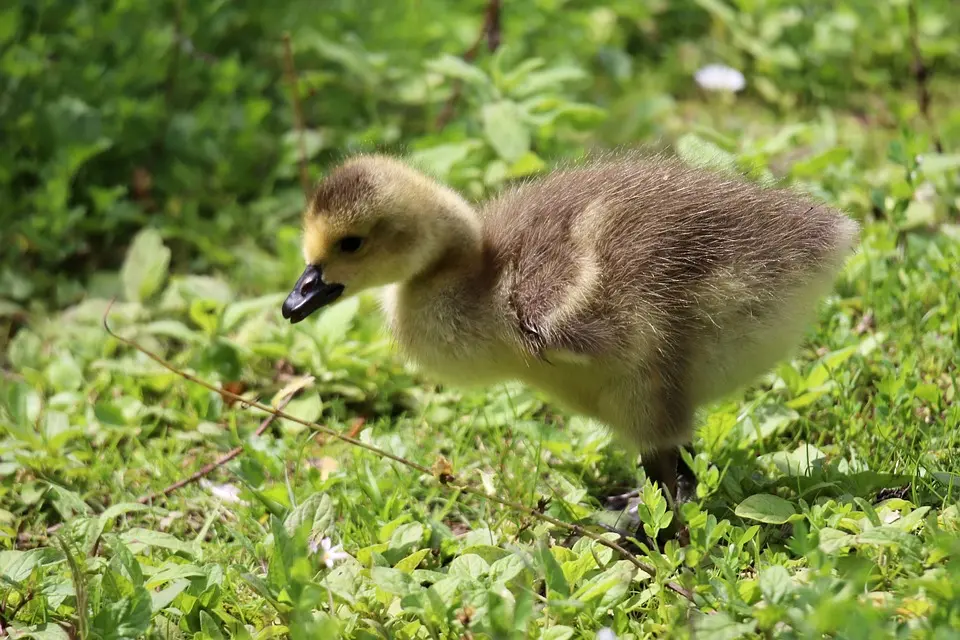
[
  {"left": 282, "top": 264, "right": 342, "bottom": 324},
  {"left": 298, "top": 269, "right": 321, "bottom": 296}
]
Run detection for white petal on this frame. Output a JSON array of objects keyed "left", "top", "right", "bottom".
[
  {"left": 199, "top": 480, "right": 246, "bottom": 504},
  {"left": 596, "top": 628, "right": 618, "bottom": 640},
  {"left": 695, "top": 64, "right": 746, "bottom": 92}
]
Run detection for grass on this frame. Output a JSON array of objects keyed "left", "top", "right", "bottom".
[
  {"left": 3, "top": 6, "right": 960, "bottom": 637},
  {"left": 4, "top": 161, "right": 960, "bottom": 638}
]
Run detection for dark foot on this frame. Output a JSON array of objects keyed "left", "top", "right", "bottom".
[
  {"left": 601, "top": 445, "right": 698, "bottom": 550},
  {"left": 604, "top": 488, "right": 640, "bottom": 512},
  {"left": 615, "top": 445, "right": 697, "bottom": 549}
]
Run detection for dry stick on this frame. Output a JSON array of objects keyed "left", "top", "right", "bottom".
[
  {"left": 101, "top": 301, "right": 695, "bottom": 603},
  {"left": 137, "top": 394, "right": 296, "bottom": 505},
  {"left": 282, "top": 33, "right": 312, "bottom": 197},
  {"left": 33, "top": 396, "right": 297, "bottom": 539},
  {"left": 907, "top": 0, "right": 942, "bottom": 153},
  {"left": 435, "top": 0, "right": 502, "bottom": 130}
]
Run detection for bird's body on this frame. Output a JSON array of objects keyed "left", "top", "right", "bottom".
[
  {"left": 282, "top": 152, "right": 859, "bottom": 525},
  {"left": 379, "top": 156, "right": 857, "bottom": 449}
]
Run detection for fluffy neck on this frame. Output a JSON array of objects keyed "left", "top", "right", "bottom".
[
  {"left": 412, "top": 205, "right": 486, "bottom": 290},
  {"left": 375, "top": 158, "right": 487, "bottom": 289}
]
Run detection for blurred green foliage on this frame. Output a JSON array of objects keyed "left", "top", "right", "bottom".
[{"left": 2, "top": 0, "right": 958, "bottom": 308}]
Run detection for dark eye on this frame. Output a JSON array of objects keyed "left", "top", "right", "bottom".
[{"left": 339, "top": 236, "right": 364, "bottom": 253}]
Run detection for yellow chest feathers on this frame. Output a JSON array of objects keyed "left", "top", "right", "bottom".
[{"left": 379, "top": 284, "right": 520, "bottom": 386}]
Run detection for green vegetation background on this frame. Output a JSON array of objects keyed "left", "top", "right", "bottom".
[{"left": 2, "top": 0, "right": 960, "bottom": 638}]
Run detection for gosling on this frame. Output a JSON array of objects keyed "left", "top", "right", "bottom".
[{"left": 281, "top": 152, "right": 859, "bottom": 542}]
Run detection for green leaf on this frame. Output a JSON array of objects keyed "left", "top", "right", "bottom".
[
  {"left": 489, "top": 553, "right": 528, "bottom": 586},
  {"left": 144, "top": 563, "right": 207, "bottom": 589},
  {"left": 94, "top": 401, "right": 129, "bottom": 427},
  {"left": 314, "top": 296, "right": 360, "bottom": 345},
  {"left": 200, "top": 610, "right": 226, "bottom": 640},
  {"left": 356, "top": 542, "right": 390, "bottom": 566},
  {"left": 90, "top": 541, "right": 152, "bottom": 640},
  {"left": 100, "top": 502, "right": 150, "bottom": 523},
  {"left": 121, "top": 229, "right": 171, "bottom": 303},
  {"left": 507, "top": 151, "right": 546, "bottom": 178},
  {"left": 790, "top": 147, "right": 851, "bottom": 178},
  {"left": 448, "top": 553, "right": 489, "bottom": 579},
  {"left": 856, "top": 526, "right": 911, "bottom": 547},
  {"left": 459, "top": 544, "right": 510, "bottom": 564},
  {"left": 482, "top": 101, "right": 531, "bottom": 163},
  {"left": 805, "top": 346, "right": 857, "bottom": 388},
  {"left": 387, "top": 522, "right": 424, "bottom": 553},
  {"left": 509, "top": 64, "right": 586, "bottom": 97},
  {"left": 5, "top": 623, "right": 71, "bottom": 640},
  {"left": 44, "top": 354, "right": 83, "bottom": 391},
  {"left": 48, "top": 483, "right": 90, "bottom": 519},
  {"left": 0, "top": 548, "right": 62, "bottom": 585},
  {"left": 409, "top": 142, "right": 481, "bottom": 179},
  {"left": 913, "top": 383, "right": 941, "bottom": 404},
  {"left": 279, "top": 392, "right": 322, "bottom": 435},
  {"left": 120, "top": 528, "right": 197, "bottom": 557},
  {"left": 535, "top": 541, "right": 569, "bottom": 598},
  {"left": 735, "top": 494, "right": 797, "bottom": 524},
  {"left": 675, "top": 133, "right": 738, "bottom": 174},
  {"left": 425, "top": 54, "right": 491, "bottom": 87},
  {"left": 920, "top": 154, "right": 960, "bottom": 175},
  {"left": 692, "top": 611, "right": 757, "bottom": 640},
  {"left": 541, "top": 626, "right": 575, "bottom": 640},
  {"left": 283, "top": 492, "right": 335, "bottom": 541},
  {"left": 151, "top": 578, "right": 190, "bottom": 613},
  {"left": 818, "top": 527, "right": 855, "bottom": 553},
  {"left": 394, "top": 549, "right": 431, "bottom": 573},
  {"left": 759, "top": 564, "right": 792, "bottom": 604},
  {"left": 369, "top": 567, "right": 417, "bottom": 596},
  {"left": 0, "top": 7, "right": 21, "bottom": 45},
  {"left": 572, "top": 562, "right": 632, "bottom": 605}
]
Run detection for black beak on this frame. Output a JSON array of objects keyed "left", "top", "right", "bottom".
[{"left": 281, "top": 265, "right": 345, "bottom": 324}]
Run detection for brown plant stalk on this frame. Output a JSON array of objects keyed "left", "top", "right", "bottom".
[
  {"left": 907, "top": 0, "right": 943, "bottom": 152},
  {"left": 435, "top": 0, "right": 502, "bottom": 130},
  {"left": 137, "top": 393, "right": 296, "bottom": 505},
  {"left": 282, "top": 32, "right": 312, "bottom": 197}
]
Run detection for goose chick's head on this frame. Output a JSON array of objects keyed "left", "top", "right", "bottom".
[{"left": 282, "top": 156, "right": 468, "bottom": 324}]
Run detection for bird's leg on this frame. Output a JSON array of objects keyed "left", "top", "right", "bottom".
[
  {"left": 639, "top": 444, "right": 698, "bottom": 548},
  {"left": 602, "top": 338, "right": 699, "bottom": 548},
  {"left": 643, "top": 444, "right": 698, "bottom": 507},
  {"left": 675, "top": 443, "right": 697, "bottom": 506},
  {"left": 601, "top": 445, "right": 699, "bottom": 549},
  {"left": 641, "top": 447, "right": 680, "bottom": 505},
  {"left": 639, "top": 341, "right": 698, "bottom": 547}
]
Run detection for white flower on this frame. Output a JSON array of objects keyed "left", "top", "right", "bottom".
[
  {"left": 199, "top": 479, "right": 248, "bottom": 505},
  {"left": 596, "top": 628, "right": 618, "bottom": 640},
  {"left": 309, "top": 536, "right": 350, "bottom": 568},
  {"left": 914, "top": 181, "right": 936, "bottom": 203},
  {"left": 695, "top": 64, "right": 746, "bottom": 92}
]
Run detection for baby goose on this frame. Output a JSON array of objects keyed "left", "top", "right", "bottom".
[{"left": 281, "top": 153, "right": 859, "bottom": 542}]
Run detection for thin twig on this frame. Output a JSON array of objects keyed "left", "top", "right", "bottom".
[
  {"left": 100, "top": 300, "right": 695, "bottom": 603},
  {"left": 435, "top": 0, "right": 502, "bottom": 130},
  {"left": 31, "top": 395, "right": 297, "bottom": 540},
  {"left": 137, "top": 394, "right": 296, "bottom": 504},
  {"left": 907, "top": 0, "right": 943, "bottom": 152},
  {"left": 282, "top": 32, "right": 312, "bottom": 198}
]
